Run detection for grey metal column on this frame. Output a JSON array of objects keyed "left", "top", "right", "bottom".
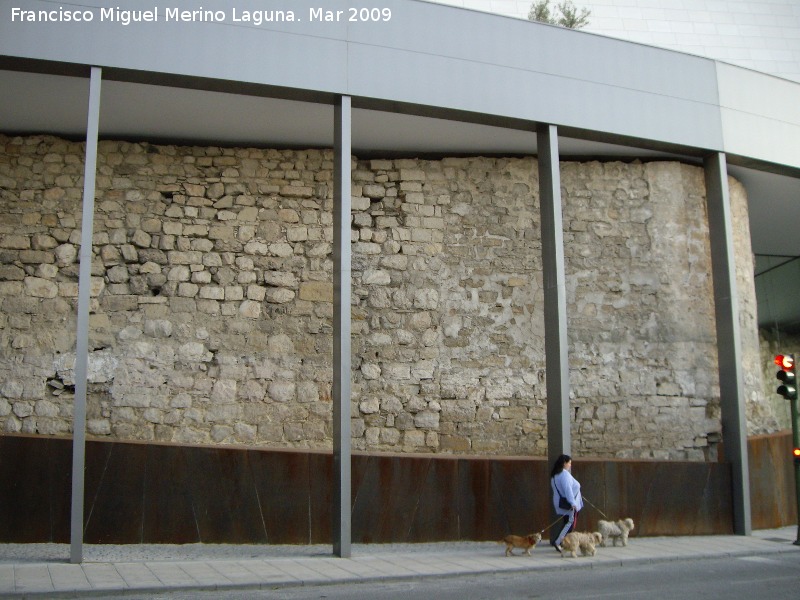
[
  {"left": 538, "top": 124, "right": 570, "bottom": 463},
  {"left": 332, "top": 95, "right": 352, "bottom": 557},
  {"left": 704, "top": 152, "right": 752, "bottom": 536},
  {"left": 70, "top": 66, "right": 102, "bottom": 564}
]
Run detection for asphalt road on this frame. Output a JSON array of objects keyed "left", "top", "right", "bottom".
[{"left": 87, "top": 552, "right": 800, "bottom": 600}]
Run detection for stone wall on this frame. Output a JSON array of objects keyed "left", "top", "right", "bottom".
[
  {"left": 759, "top": 330, "right": 800, "bottom": 431},
  {"left": 562, "top": 161, "right": 770, "bottom": 459},
  {"left": 0, "top": 135, "right": 774, "bottom": 458}
]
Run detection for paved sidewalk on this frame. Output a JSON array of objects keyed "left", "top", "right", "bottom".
[{"left": 0, "top": 527, "right": 798, "bottom": 598}]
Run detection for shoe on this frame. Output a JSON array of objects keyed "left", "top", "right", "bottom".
[{"left": 550, "top": 541, "right": 562, "bottom": 553}]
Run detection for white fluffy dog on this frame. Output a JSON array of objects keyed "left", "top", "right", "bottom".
[
  {"left": 597, "top": 518, "right": 635, "bottom": 547},
  {"left": 560, "top": 531, "right": 603, "bottom": 558}
]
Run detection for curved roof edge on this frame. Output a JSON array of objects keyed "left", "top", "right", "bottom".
[{"left": 0, "top": 0, "right": 799, "bottom": 175}]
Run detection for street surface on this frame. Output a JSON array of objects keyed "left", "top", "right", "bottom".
[{"left": 87, "top": 552, "right": 800, "bottom": 600}]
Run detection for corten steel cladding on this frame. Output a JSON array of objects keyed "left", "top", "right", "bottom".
[
  {"left": 2, "top": 435, "right": 795, "bottom": 544},
  {"left": 747, "top": 432, "right": 798, "bottom": 530}
]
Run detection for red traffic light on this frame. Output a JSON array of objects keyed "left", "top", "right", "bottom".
[
  {"left": 793, "top": 448, "right": 800, "bottom": 458},
  {"left": 775, "top": 354, "right": 798, "bottom": 400}
]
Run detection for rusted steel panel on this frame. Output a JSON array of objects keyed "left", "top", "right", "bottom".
[
  {"left": 349, "top": 456, "right": 551, "bottom": 543},
  {"left": 137, "top": 444, "right": 203, "bottom": 544},
  {"left": 0, "top": 433, "right": 795, "bottom": 544},
  {"left": 177, "top": 446, "right": 266, "bottom": 544},
  {"left": 748, "top": 431, "right": 797, "bottom": 530},
  {"left": 351, "top": 454, "right": 459, "bottom": 543},
  {"left": 0, "top": 436, "right": 70, "bottom": 543},
  {"left": 405, "top": 457, "right": 460, "bottom": 542},
  {"left": 481, "top": 459, "right": 550, "bottom": 539},
  {"left": 308, "top": 452, "right": 333, "bottom": 544},
  {"left": 575, "top": 459, "right": 733, "bottom": 536},
  {"left": 249, "top": 449, "right": 314, "bottom": 544},
  {"left": 83, "top": 441, "right": 147, "bottom": 544},
  {"left": 459, "top": 458, "right": 502, "bottom": 541}
]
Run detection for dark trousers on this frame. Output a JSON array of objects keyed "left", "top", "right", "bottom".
[{"left": 553, "top": 509, "right": 578, "bottom": 545}]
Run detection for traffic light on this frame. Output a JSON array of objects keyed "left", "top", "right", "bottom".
[
  {"left": 794, "top": 447, "right": 800, "bottom": 465},
  {"left": 775, "top": 354, "right": 798, "bottom": 400}
]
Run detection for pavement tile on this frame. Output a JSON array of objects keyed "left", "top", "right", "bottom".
[
  {"left": 233, "top": 560, "right": 300, "bottom": 582},
  {"left": 429, "top": 555, "right": 494, "bottom": 572},
  {"left": 329, "top": 558, "right": 385, "bottom": 577},
  {"left": 176, "top": 561, "right": 233, "bottom": 586},
  {"left": 202, "top": 560, "right": 261, "bottom": 584},
  {"left": 327, "top": 558, "right": 387, "bottom": 578},
  {"left": 353, "top": 556, "right": 419, "bottom": 576},
  {"left": 47, "top": 564, "right": 92, "bottom": 591},
  {"left": 296, "top": 557, "right": 366, "bottom": 582},
  {"left": 13, "top": 565, "right": 54, "bottom": 593},
  {"left": 82, "top": 564, "right": 127, "bottom": 591},
  {"left": 145, "top": 562, "right": 200, "bottom": 587},
  {"left": 113, "top": 562, "right": 165, "bottom": 589},
  {"left": 273, "top": 559, "right": 336, "bottom": 583},
  {"left": 0, "top": 566, "right": 15, "bottom": 594},
  {"left": 592, "top": 548, "right": 632, "bottom": 562},
  {"left": 301, "top": 558, "right": 362, "bottom": 580},
  {"left": 395, "top": 556, "right": 464, "bottom": 575}
]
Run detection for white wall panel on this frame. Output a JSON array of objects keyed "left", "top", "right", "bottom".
[{"left": 717, "top": 62, "right": 800, "bottom": 170}]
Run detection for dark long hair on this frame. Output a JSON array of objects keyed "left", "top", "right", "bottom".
[{"left": 550, "top": 454, "right": 571, "bottom": 479}]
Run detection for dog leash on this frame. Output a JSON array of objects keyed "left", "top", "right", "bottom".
[
  {"left": 538, "top": 516, "right": 564, "bottom": 534},
  {"left": 581, "top": 495, "right": 609, "bottom": 519},
  {"left": 540, "top": 494, "right": 609, "bottom": 534}
]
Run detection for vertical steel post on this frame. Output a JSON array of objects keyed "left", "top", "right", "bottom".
[
  {"left": 538, "top": 124, "right": 570, "bottom": 462},
  {"left": 704, "top": 152, "right": 752, "bottom": 536},
  {"left": 332, "top": 96, "right": 352, "bottom": 558},
  {"left": 790, "top": 390, "right": 800, "bottom": 545},
  {"left": 70, "top": 66, "right": 102, "bottom": 564}
]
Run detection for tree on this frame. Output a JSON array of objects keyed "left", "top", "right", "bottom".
[
  {"left": 528, "top": 0, "right": 590, "bottom": 29},
  {"left": 528, "top": 0, "right": 552, "bottom": 24}
]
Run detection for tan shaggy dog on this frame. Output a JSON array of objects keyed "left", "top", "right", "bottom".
[
  {"left": 560, "top": 531, "right": 603, "bottom": 558},
  {"left": 597, "top": 518, "right": 635, "bottom": 547},
  {"left": 499, "top": 532, "right": 542, "bottom": 556}
]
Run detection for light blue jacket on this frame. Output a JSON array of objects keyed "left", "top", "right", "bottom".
[{"left": 551, "top": 469, "right": 583, "bottom": 515}]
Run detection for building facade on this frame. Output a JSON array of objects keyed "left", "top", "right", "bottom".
[{"left": 1, "top": 0, "right": 799, "bottom": 554}]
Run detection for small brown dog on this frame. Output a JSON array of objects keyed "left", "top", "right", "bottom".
[
  {"left": 499, "top": 532, "right": 542, "bottom": 556},
  {"left": 560, "top": 531, "right": 603, "bottom": 558}
]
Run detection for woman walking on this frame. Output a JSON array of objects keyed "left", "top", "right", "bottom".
[{"left": 550, "top": 454, "right": 583, "bottom": 552}]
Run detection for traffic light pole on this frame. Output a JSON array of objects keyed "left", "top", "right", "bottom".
[
  {"left": 791, "top": 395, "right": 800, "bottom": 546},
  {"left": 775, "top": 353, "right": 800, "bottom": 545}
]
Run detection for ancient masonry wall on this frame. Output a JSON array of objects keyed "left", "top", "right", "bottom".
[
  {"left": 0, "top": 135, "right": 774, "bottom": 459},
  {"left": 759, "top": 330, "right": 800, "bottom": 431}
]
